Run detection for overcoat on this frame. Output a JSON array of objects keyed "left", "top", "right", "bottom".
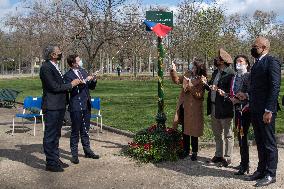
[{"left": 171, "top": 70, "right": 205, "bottom": 137}]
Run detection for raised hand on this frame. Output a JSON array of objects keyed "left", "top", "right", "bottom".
[
  {"left": 200, "top": 75, "right": 207, "bottom": 84},
  {"left": 171, "top": 62, "right": 177, "bottom": 71}
]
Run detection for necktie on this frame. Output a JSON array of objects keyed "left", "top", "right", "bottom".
[{"left": 77, "top": 70, "right": 84, "bottom": 80}]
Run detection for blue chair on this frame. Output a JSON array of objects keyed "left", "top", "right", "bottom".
[
  {"left": 12, "top": 96, "right": 44, "bottom": 136},
  {"left": 90, "top": 97, "right": 103, "bottom": 132}
]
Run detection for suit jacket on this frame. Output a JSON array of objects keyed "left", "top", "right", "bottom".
[
  {"left": 40, "top": 60, "right": 72, "bottom": 111},
  {"left": 249, "top": 54, "right": 281, "bottom": 114},
  {"left": 206, "top": 66, "right": 235, "bottom": 119},
  {"left": 63, "top": 68, "right": 97, "bottom": 112}
]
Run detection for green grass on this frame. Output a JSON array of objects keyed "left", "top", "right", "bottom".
[{"left": 0, "top": 77, "right": 283, "bottom": 141}]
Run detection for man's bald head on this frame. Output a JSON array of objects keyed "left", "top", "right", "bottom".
[
  {"left": 255, "top": 36, "right": 270, "bottom": 50},
  {"left": 251, "top": 36, "right": 270, "bottom": 57}
]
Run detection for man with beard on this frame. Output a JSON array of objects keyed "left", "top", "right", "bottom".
[{"left": 202, "top": 48, "right": 235, "bottom": 167}]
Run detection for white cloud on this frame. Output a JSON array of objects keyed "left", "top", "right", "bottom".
[
  {"left": 0, "top": 0, "right": 24, "bottom": 18},
  {"left": 0, "top": 0, "right": 24, "bottom": 28},
  {"left": 0, "top": 0, "right": 10, "bottom": 9},
  {"left": 215, "top": 0, "right": 284, "bottom": 20}
]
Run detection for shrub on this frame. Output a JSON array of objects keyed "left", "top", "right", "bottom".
[{"left": 125, "top": 124, "right": 183, "bottom": 163}]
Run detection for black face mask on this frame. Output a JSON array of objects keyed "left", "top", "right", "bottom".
[
  {"left": 213, "top": 59, "right": 218, "bottom": 67},
  {"left": 57, "top": 53, "right": 62, "bottom": 61},
  {"left": 250, "top": 48, "right": 260, "bottom": 58}
]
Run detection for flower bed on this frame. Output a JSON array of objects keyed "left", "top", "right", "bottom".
[{"left": 125, "top": 124, "right": 183, "bottom": 163}]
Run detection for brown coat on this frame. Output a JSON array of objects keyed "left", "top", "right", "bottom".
[{"left": 170, "top": 70, "right": 205, "bottom": 137}]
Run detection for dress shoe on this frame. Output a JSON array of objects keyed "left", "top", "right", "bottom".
[
  {"left": 245, "top": 171, "right": 264, "bottom": 181},
  {"left": 58, "top": 159, "right": 69, "bottom": 168},
  {"left": 85, "top": 152, "right": 100, "bottom": 159},
  {"left": 191, "top": 152, "right": 197, "bottom": 161},
  {"left": 234, "top": 165, "right": 249, "bottom": 175},
  {"left": 210, "top": 156, "right": 223, "bottom": 163},
  {"left": 46, "top": 164, "right": 64, "bottom": 172},
  {"left": 71, "top": 156, "right": 79, "bottom": 164},
  {"left": 255, "top": 176, "right": 276, "bottom": 187},
  {"left": 218, "top": 158, "right": 231, "bottom": 167}
]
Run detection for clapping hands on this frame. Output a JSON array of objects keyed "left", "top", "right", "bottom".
[{"left": 71, "top": 79, "right": 83, "bottom": 87}]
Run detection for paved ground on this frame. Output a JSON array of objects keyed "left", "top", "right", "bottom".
[{"left": 0, "top": 107, "right": 284, "bottom": 189}]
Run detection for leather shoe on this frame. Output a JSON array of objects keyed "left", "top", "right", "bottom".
[
  {"left": 46, "top": 164, "right": 64, "bottom": 172},
  {"left": 245, "top": 171, "right": 264, "bottom": 181},
  {"left": 58, "top": 159, "right": 69, "bottom": 168},
  {"left": 234, "top": 165, "right": 249, "bottom": 175},
  {"left": 71, "top": 156, "right": 79, "bottom": 164},
  {"left": 210, "top": 156, "right": 223, "bottom": 163},
  {"left": 255, "top": 176, "right": 276, "bottom": 187},
  {"left": 85, "top": 152, "right": 100, "bottom": 159},
  {"left": 191, "top": 152, "right": 197, "bottom": 161},
  {"left": 218, "top": 158, "right": 231, "bottom": 167}
]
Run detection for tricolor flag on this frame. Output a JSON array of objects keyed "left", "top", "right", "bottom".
[{"left": 144, "top": 20, "right": 172, "bottom": 38}]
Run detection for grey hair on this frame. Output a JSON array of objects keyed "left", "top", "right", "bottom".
[{"left": 43, "top": 44, "right": 58, "bottom": 60}]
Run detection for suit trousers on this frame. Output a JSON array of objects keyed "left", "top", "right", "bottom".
[
  {"left": 211, "top": 115, "right": 234, "bottom": 159},
  {"left": 251, "top": 112, "right": 278, "bottom": 177},
  {"left": 70, "top": 110, "right": 92, "bottom": 157},
  {"left": 43, "top": 109, "right": 65, "bottom": 166}
]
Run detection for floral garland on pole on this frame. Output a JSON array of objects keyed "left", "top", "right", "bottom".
[
  {"left": 156, "top": 37, "right": 167, "bottom": 128},
  {"left": 124, "top": 20, "right": 183, "bottom": 163}
]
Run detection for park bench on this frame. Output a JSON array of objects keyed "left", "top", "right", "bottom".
[{"left": 0, "top": 88, "right": 22, "bottom": 108}]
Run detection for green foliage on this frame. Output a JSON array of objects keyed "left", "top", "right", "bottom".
[{"left": 125, "top": 125, "right": 183, "bottom": 163}]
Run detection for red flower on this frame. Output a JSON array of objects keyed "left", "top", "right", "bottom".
[
  {"left": 144, "top": 143, "right": 152, "bottom": 150},
  {"left": 129, "top": 142, "right": 139, "bottom": 148},
  {"left": 165, "top": 127, "right": 175, "bottom": 134},
  {"left": 148, "top": 124, "right": 157, "bottom": 132}
]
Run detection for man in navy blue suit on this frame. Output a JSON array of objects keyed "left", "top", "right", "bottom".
[
  {"left": 237, "top": 37, "right": 281, "bottom": 187},
  {"left": 64, "top": 54, "right": 99, "bottom": 164},
  {"left": 40, "top": 45, "right": 82, "bottom": 172}
]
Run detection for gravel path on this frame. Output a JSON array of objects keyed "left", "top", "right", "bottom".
[{"left": 0, "top": 107, "right": 283, "bottom": 189}]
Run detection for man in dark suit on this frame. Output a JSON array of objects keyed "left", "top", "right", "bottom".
[
  {"left": 238, "top": 37, "right": 281, "bottom": 187},
  {"left": 40, "top": 45, "right": 82, "bottom": 172},
  {"left": 64, "top": 54, "right": 99, "bottom": 164}
]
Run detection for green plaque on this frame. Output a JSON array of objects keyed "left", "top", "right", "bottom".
[{"left": 146, "top": 11, "right": 173, "bottom": 28}]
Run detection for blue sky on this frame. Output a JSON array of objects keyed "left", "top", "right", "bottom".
[{"left": 1, "top": 0, "right": 284, "bottom": 21}]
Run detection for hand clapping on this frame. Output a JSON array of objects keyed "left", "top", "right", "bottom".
[{"left": 71, "top": 79, "right": 83, "bottom": 88}]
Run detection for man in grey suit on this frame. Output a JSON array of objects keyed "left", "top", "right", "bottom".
[{"left": 40, "top": 45, "right": 81, "bottom": 172}]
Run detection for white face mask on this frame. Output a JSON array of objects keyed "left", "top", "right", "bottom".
[
  {"left": 78, "top": 60, "right": 83, "bottom": 67},
  {"left": 236, "top": 63, "right": 247, "bottom": 75},
  {"left": 188, "top": 63, "right": 194, "bottom": 71}
]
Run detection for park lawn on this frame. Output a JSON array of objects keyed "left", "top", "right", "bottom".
[{"left": 0, "top": 77, "right": 283, "bottom": 141}]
